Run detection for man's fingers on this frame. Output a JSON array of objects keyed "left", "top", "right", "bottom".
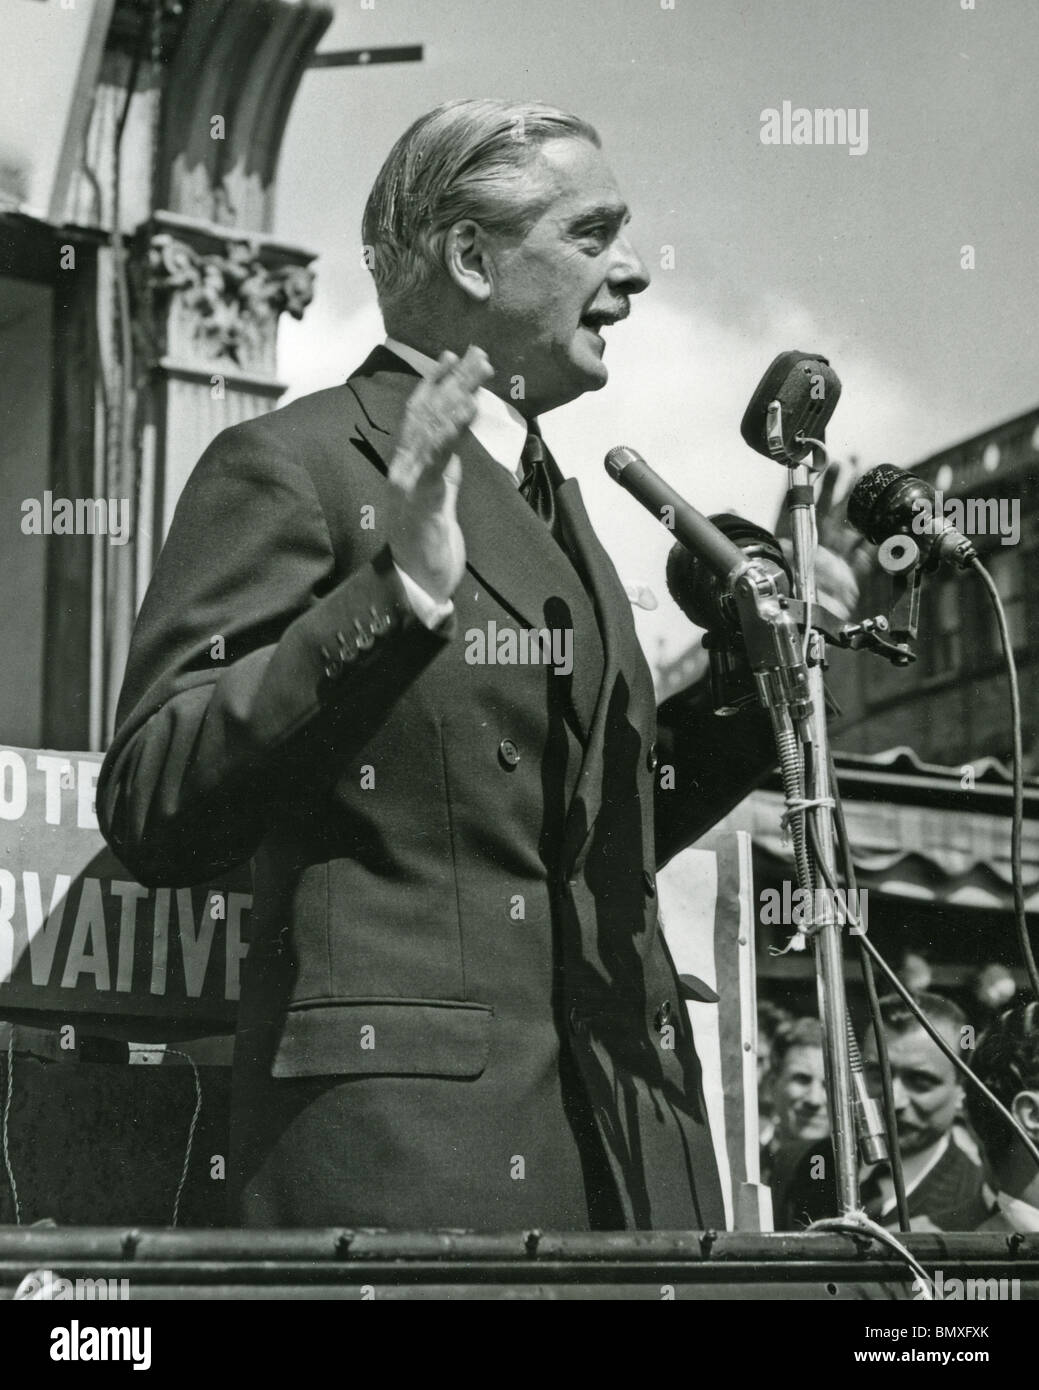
[
  {"left": 454, "top": 345, "right": 494, "bottom": 392},
  {"left": 392, "top": 345, "right": 494, "bottom": 493},
  {"left": 442, "top": 453, "right": 462, "bottom": 492},
  {"left": 430, "top": 350, "right": 460, "bottom": 383},
  {"left": 426, "top": 345, "right": 493, "bottom": 400}
]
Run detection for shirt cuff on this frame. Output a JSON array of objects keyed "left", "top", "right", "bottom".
[{"left": 393, "top": 562, "right": 455, "bottom": 630}]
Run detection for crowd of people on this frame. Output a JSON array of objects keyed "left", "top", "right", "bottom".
[{"left": 757, "top": 992, "right": 1039, "bottom": 1233}]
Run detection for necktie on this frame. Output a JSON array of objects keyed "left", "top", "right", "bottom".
[
  {"left": 519, "top": 423, "right": 555, "bottom": 531},
  {"left": 859, "top": 1165, "right": 890, "bottom": 1222}
]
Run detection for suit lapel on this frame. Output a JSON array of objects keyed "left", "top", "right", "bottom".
[
  {"left": 347, "top": 350, "right": 606, "bottom": 741},
  {"left": 554, "top": 480, "right": 657, "bottom": 872},
  {"left": 347, "top": 348, "right": 580, "bottom": 626},
  {"left": 345, "top": 347, "right": 656, "bottom": 866}
]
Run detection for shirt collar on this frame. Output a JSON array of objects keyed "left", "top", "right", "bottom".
[
  {"left": 866, "top": 1133, "right": 951, "bottom": 1219},
  {"left": 383, "top": 337, "right": 530, "bottom": 481},
  {"left": 905, "top": 1133, "right": 952, "bottom": 1197}
]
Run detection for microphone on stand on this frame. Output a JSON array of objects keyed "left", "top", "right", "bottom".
[
  {"left": 604, "top": 445, "right": 812, "bottom": 729},
  {"left": 846, "top": 463, "right": 977, "bottom": 570},
  {"left": 604, "top": 446, "right": 749, "bottom": 584},
  {"left": 665, "top": 515, "right": 793, "bottom": 715},
  {"left": 740, "top": 350, "right": 842, "bottom": 466},
  {"left": 741, "top": 355, "right": 893, "bottom": 1177}
]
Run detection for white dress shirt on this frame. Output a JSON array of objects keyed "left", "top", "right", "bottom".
[
  {"left": 994, "top": 1190, "right": 1039, "bottom": 1232},
  {"left": 383, "top": 337, "right": 531, "bottom": 628}
]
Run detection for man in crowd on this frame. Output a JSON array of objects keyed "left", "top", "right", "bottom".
[
  {"left": 856, "top": 993, "right": 989, "bottom": 1229},
  {"left": 769, "top": 1016, "right": 830, "bottom": 1148},
  {"left": 773, "top": 993, "right": 989, "bottom": 1230},
  {"left": 968, "top": 1000, "right": 1039, "bottom": 1232},
  {"left": 98, "top": 99, "right": 782, "bottom": 1230},
  {"left": 760, "top": 1015, "right": 828, "bottom": 1188}
]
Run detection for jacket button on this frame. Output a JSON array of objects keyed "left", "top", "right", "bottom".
[
  {"left": 498, "top": 738, "right": 521, "bottom": 769},
  {"left": 646, "top": 742, "right": 659, "bottom": 772},
  {"left": 334, "top": 631, "right": 358, "bottom": 666},
  {"left": 654, "top": 1000, "right": 672, "bottom": 1031},
  {"left": 320, "top": 646, "right": 344, "bottom": 680},
  {"left": 642, "top": 869, "right": 656, "bottom": 899},
  {"left": 369, "top": 607, "right": 393, "bottom": 636}
]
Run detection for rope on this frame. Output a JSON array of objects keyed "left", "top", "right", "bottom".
[
  {"left": 780, "top": 794, "right": 836, "bottom": 832},
  {"left": 809, "top": 1213, "right": 933, "bottom": 1299},
  {"left": 163, "top": 1049, "right": 203, "bottom": 1228},
  {"left": 3, "top": 1027, "right": 22, "bottom": 1224}
]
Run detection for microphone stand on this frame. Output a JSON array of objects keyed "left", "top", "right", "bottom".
[
  {"left": 604, "top": 430, "right": 905, "bottom": 1218},
  {"left": 785, "top": 447, "right": 859, "bottom": 1215}
]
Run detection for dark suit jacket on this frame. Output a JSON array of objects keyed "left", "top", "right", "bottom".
[
  {"left": 98, "top": 346, "right": 777, "bottom": 1230},
  {"left": 772, "top": 1134, "right": 990, "bottom": 1232}
]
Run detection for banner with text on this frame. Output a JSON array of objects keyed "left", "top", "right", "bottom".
[{"left": 0, "top": 746, "right": 251, "bottom": 1036}]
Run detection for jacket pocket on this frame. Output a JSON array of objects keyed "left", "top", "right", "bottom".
[{"left": 270, "top": 998, "right": 493, "bottom": 1079}]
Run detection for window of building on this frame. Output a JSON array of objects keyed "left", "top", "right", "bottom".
[
  {"left": 983, "top": 547, "right": 1026, "bottom": 658},
  {"left": 924, "top": 577, "right": 962, "bottom": 679}
]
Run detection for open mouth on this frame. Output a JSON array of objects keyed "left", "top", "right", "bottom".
[{"left": 579, "top": 305, "right": 628, "bottom": 339}]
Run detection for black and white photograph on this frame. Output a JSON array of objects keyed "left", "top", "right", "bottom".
[{"left": 0, "top": 0, "right": 1038, "bottom": 1348}]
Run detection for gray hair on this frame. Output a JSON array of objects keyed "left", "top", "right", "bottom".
[{"left": 362, "top": 98, "right": 600, "bottom": 326}]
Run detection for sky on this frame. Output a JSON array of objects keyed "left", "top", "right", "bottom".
[{"left": 274, "top": 0, "right": 1039, "bottom": 668}]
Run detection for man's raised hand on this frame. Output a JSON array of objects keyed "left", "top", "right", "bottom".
[{"left": 389, "top": 346, "right": 494, "bottom": 604}]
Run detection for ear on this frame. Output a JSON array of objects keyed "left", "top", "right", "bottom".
[
  {"left": 443, "top": 219, "right": 492, "bottom": 304},
  {"left": 1011, "top": 1089, "right": 1039, "bottom": 1139}
]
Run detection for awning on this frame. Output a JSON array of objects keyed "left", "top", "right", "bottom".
[{"left": 715, "top": 746, "right": 1039, "bottom": 911}]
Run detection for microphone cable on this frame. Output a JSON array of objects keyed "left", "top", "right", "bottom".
[
  {"left": 795, "top": 740, "right": 911, "bottom": 1231},
  {"left": 807, "top": 814, "right": 1039, "bottom": 1172},
  {"left": 824, "top": 746, "right": 910, "bottom": 1232},
  {"left": 808, "top": 1213, "right": 934, "bottom": 1299},
  {"left": 968, "top": 556, "right": 1039, "bottom": 1002}
]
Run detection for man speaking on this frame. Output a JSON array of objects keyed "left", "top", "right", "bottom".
[{"left": 98, "top": 99, "right": 777, "bottom": 1231}]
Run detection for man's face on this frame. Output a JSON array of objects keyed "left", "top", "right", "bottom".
[
  {"left": 772, "top": 1044, "right": 829, "bottom": 1143},
  {"left": 864, "top": 1024, "right": 964, "bottom": 1157},
  {"left": 478, "top": 137, "right": 650, "bottom": 414}
]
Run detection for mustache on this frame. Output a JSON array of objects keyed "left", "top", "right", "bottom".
[{"left": 584, "top": 300, "right": 631, "bottom": 323}]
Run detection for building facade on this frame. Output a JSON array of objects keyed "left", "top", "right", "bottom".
[
  {"left": 656, "top": 407, "right": 1039, "bottom": 1019},
  {"left": 0, "top": 0, "right": 331, "bottom": 752},
  {"left": 828, "top": 405, "right": 1039, "bottom": 770}
]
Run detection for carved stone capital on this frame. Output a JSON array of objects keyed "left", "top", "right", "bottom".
[{"left": 137, "top": 214, "right": 316, "bottom": 377}]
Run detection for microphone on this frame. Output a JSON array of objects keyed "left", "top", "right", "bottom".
[
  {"left": 846, "top": 463, "right": 976, "bottom": 570},
  {"left": 666, "top": 515, "right": 791, "bottom": 632},
  {"left": 666, "top": 516, "right": 794, "bottom": 716},
  {"left": 605, "top": 445, "right": 812, "bottom": 726},
  {"left": 604, "top": 446, "right": 748, "bottom": 584},
  {"left": 740, "top": 350, "right": 842, "bottom": 465}
]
